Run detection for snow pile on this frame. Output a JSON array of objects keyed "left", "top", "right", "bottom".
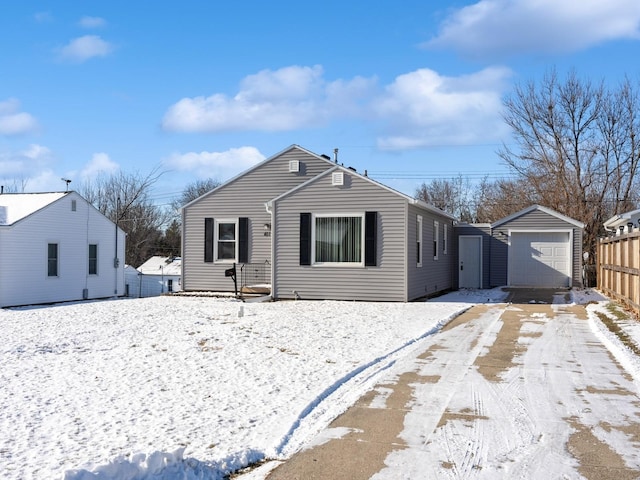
[{"left": 586, "top": 300, "right": 640, "bottom": 388}]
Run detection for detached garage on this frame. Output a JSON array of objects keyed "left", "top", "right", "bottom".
[
  {"left": 491, "top": 205, "right": 584, "bottom": 288},
  {"left": 455, "top": 205, "right": 584, "bottom": 289}
]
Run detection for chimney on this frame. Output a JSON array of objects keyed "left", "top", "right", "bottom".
[{"left": 334, "top": 148, "right": 339, "bottom": 163}]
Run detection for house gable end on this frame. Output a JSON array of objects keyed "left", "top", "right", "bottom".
[
  {"left": 183, "top": 144, "right": 336, "bottom": 211},
  {"left": 492, "top": 204, "right": 584, "bottom": 229}
]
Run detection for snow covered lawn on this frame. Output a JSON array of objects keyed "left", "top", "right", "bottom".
[{"left": 1, "top": 294, "right": 482, "bottom": 480}]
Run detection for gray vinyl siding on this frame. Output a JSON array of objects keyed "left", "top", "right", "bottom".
[
  {"left": 273, "top": 171, "right": 408, "bottom": 302},
  {"left": 454, "top": 224, "right": 492, "bottom": 289},
  {"left": 490, "top": 209, "right": 583, "bottom": 287},
  {"left": 407, "top": 204, "right": 455, "bottom": 300},
  {"left": 182, "top": 147, "right": 333, "bottom": 292}
]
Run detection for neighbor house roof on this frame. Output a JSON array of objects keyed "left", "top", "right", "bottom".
[
  {"left": 137, "top": 256, "right": 182, "bottom": 276},
  {"left": 603, "top": 208, "right": 640, "bottom": 231},
  {"left": 492, "top": 204, "right": 584, "bottom": 229},
  {"left": 0, "top": 192, "right": 69, "bottom": 225}
]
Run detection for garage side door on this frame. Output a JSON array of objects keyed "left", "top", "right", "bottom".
[{"left": 509, "top": 232, "right": 570, "bottom": 287}]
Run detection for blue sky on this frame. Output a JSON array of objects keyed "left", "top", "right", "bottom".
[{"left": 1, "top": 1, "right": 639, "bottom": 205}]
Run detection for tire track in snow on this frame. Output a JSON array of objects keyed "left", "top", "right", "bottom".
[
  {"left": 271, "top": 309, "right": 472, "bottom": 459},
  {"left": 406, "top": 305, "right": 505, "bottom": 478}
]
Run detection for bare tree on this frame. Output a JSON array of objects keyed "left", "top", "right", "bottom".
[
  {"left": 473, "top": 177, "right": 537, "bottom": 223},
  {"left": 415, "top": 176, "right": 476, "bottom": 222},
  {"left": 81, "top": 167, "right": 169, "bottom": 267},
  {"left": 170, "top": 177, "right": 220, "bottom": 218},
  {"left": 499, "top": 69, "right": 640, "bottom": 260},
  {"left": 0, "top": 177, "right": 29, "bottom": 193},
  {"left": 153, "top": 178, "right": 221, "bottom": 257}
]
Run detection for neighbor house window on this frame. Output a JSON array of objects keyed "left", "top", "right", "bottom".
[
  {"left": 88, "top": 244, "right": 98, "bottom": 275},
  {"left": 433, "top": 220, "right": 439, "bottom": 261},
  {"left": 48, "top": 243, "right": 58, "bottom": 277},
  {"left": 313, "top": 214, "right": 363, "bottom": 264},
  {"left": 215, "top": 219, "right": 238, "bottom": 262},
  {"left": 417, "top": 215, "right": 423, "bottom": 267}
]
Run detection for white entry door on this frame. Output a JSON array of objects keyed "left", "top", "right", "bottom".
[{"left": 459, "top": 236, "right": 482, "bottom": 288}]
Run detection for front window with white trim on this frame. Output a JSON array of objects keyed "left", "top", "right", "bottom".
[
  {"left": 444, "top": 223, "right": 448, "bottom": 255},
  {"left": 313, "top": 214, "right": 363, "bottom": 264},
  {"left": 215, "top": 219, "right": 238, "bottom": 262},
  {"left": 433, "top": 220, "right": 439, "bottom": 260},
  {"left": 417, "top": 215, "right": 423, "bottom": 267}
]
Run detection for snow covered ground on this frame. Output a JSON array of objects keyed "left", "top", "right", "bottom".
[{"left": 1, "top": 288, "right": 639, "bottom": 480}]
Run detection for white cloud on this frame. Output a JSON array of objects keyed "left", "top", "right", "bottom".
[
  {"left": 164, "top": 147, "right": 265, "bottom": 180},
  {"left": 80, "top": 153, "right": 119, "bottom": 180},
  {"left": 0, "top": 144, "right": 55, "bottom": 191},
  {"left": 0, "top": 98, "right": 38, "bottom": 136},
  {"left": 17, "top": 169, "right": 61, "bottom": 193},
  {"left": 425, "top": 0, "right": 640, "bottom": 59},
  {"left": 162, "top": 63, "right": 510, "bottom": 150},
  {"left": 57, "top": 35, "right": 113, "bottom": 63},
  {"left": 373, "top": 67, "right": 512, "bottom": 150},
  {"left": 162, "top": 65, "right": 376, "bottom": 133},
  {"left": 78, "top": 16, "right": 107, "bottom": 29}
]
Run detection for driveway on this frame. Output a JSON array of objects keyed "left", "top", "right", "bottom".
[{"left": 261, "top": 289, "right": 640, "bottom": 479}]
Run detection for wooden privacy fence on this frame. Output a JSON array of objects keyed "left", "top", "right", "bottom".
[{"left": 598, "top": 230, "right": 640, "bottom": 317}]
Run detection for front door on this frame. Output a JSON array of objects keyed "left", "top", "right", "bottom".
[{"left": 459, "top": 236, "right": 482, "bottom": 289}]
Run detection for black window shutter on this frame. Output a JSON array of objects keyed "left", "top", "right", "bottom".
[
  {"left": 365, "top": 211, "right": 377, "bottom": 266},
  {"left": 238, "top": 217, "right": 249, "bottom": 264},
  {"left": 204, "top": 217, "right": 214, "bottom": 263},
  {"left": 300, "top": 213, "right": 311, "bottom": 265}
]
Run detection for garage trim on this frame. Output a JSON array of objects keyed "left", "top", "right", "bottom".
[{"left": 506, "top": 228, "right": 573, "bottom": 287}]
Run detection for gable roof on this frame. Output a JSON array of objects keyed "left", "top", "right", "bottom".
[
  {"left": 268, "top": 164, "right": 456, "bottom": 220},
  {"left": 603, "top": 208, "right": 640, "bottom": 231},
  {"left": 492, "top": 204, "right": 584, "bottom": 229},
  {"left": 137, "top": 256, "right": 182, "bottom": 275},
  {"left": 0, "top": 192, "right": 69, "bottom": 225},
  {"left": 182, "top": 144, "right": 336, "bottom": 210}
]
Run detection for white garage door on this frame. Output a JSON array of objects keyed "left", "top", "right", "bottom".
[{"left": 509, "top": 232, "right": 571, "bottom": 287}]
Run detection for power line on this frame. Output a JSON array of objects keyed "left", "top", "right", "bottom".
[{"left": 369, "top": 171, "right": 515, "bottom": 180}]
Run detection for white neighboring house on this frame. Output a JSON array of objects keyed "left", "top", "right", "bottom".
[
  {"left": 126, "top": 256, "right": 182, "bottom": 297},
  {"left": 0, "top": 191, "right": 126, "bottom": 308}
]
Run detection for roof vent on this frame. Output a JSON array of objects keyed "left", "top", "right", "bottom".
[
  {"left": 289, "top": 160, "right": 300, "bottom": 173},
  {"left": 331, "top": 171, "right": 344, "bottom": 186}
]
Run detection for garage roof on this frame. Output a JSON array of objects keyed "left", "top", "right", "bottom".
[{"left": 492, "top": 204, "right": 584, "bottom": 229}]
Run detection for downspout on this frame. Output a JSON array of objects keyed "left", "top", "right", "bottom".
[
  {"left": 265, "top": 201, "right": 275, "bottom": 300},
  {"left": 114, "top": 197, "right": 120, "bottom": 296}
]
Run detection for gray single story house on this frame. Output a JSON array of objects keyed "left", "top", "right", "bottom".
[
  {"left": 455, "top": 205, "right": 584, "bottom": 289},
  {"left": 181, "top": 145, "right": 456, "bottom": 302}
]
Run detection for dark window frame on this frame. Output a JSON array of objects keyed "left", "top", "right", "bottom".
[
  {"left": 48, "top": 243, "right": 58, "bottom": 277},
  {"left": 88, "top": 244, "right": 98, "bottom": 275}
]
